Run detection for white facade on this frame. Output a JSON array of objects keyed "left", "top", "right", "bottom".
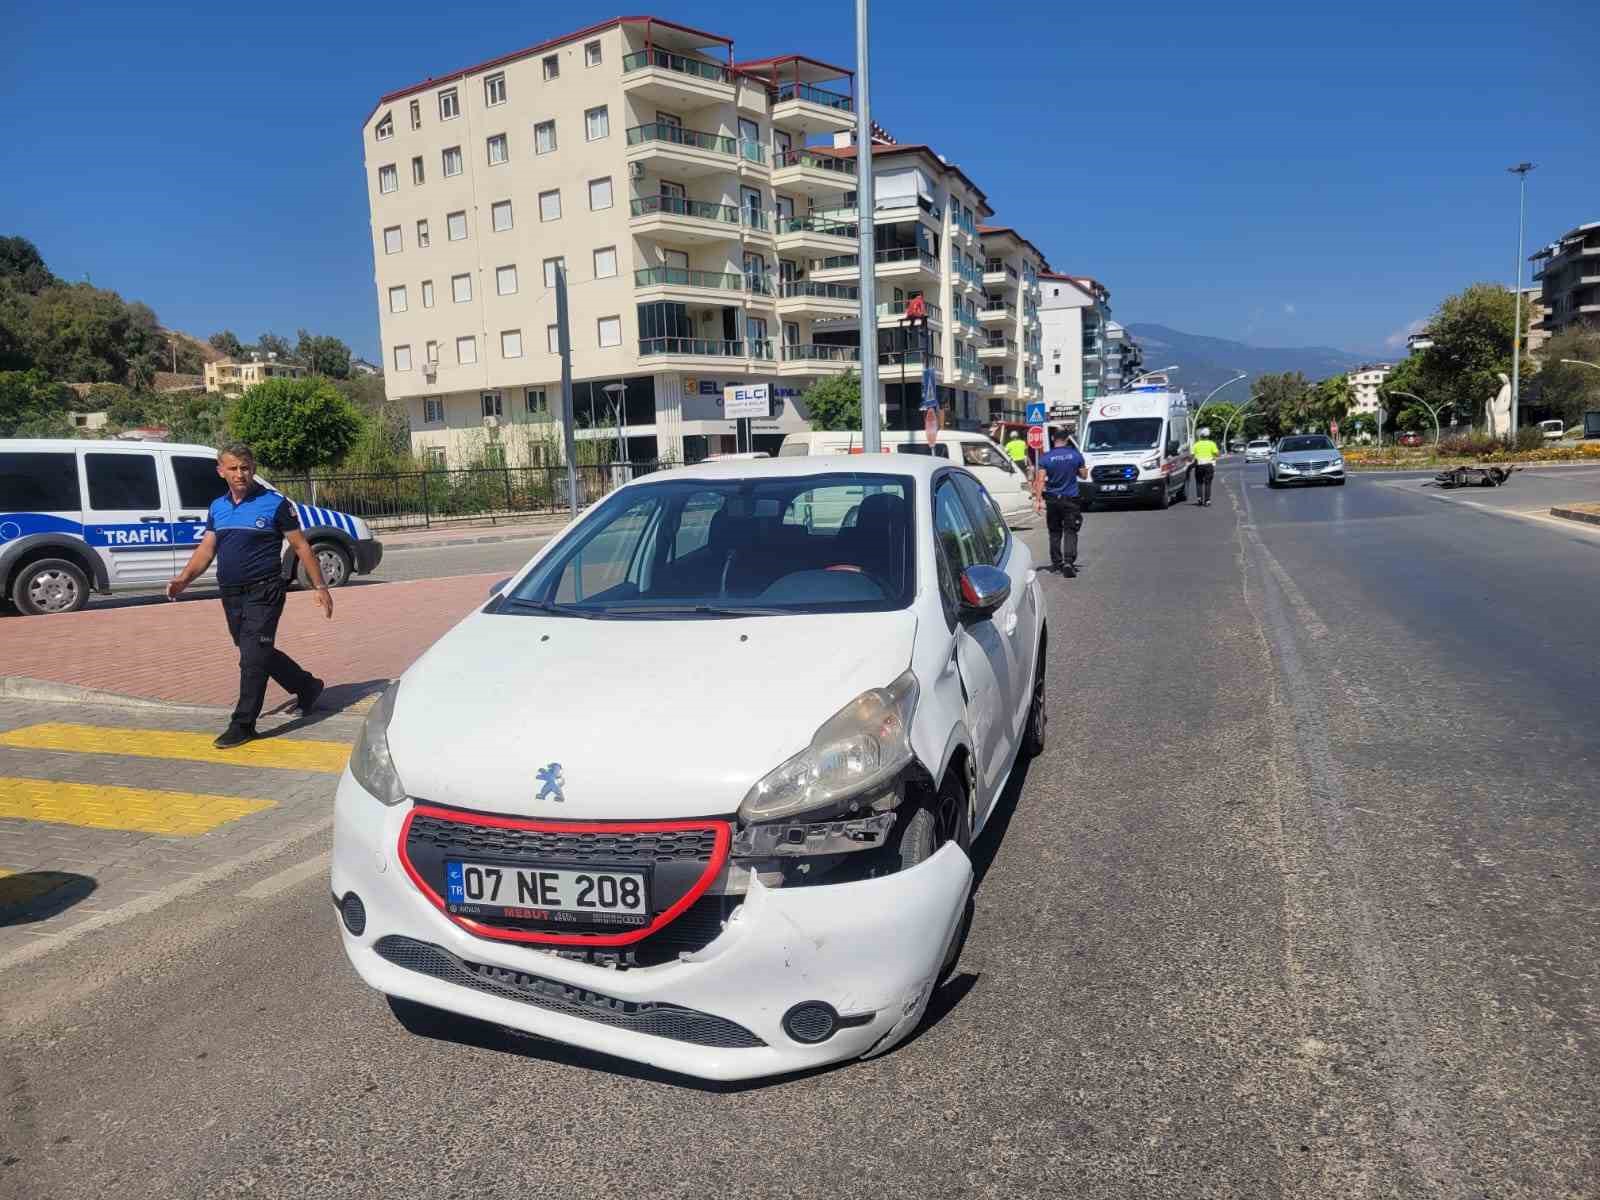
[{"left": 1348, "top": 364, "right": 1393, "bottom": 414}]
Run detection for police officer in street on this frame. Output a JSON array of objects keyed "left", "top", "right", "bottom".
[
  {"left": 1031, "top": 427, "right": 1089, "bottom": 576},
  {"left": 166, "top": 442, "right": 331, "bottom": 748},
  {"left": 1192, "top": 426, "right": 1220, "bottom": 506}
]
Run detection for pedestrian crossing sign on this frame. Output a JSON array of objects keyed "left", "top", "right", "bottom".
[{"left": 1026, "top": 401, "right": 1047, "bottom": 425}]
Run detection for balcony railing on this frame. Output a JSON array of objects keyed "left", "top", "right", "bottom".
[
  {"left": 745, "top": 273, "right": 776, "bottom": 296},
  {"left": 984, "top": 337, "right": 1017, "bottom": 351},
  {"left": 878, "top": 246, "right": 939, "bottom": 270},
  {"left": 879, "top": 299, "right": 942, "bottom": 321},
  {"left": 772, "top": 81, "right": 854, "bottom": 112},
  {"left": 777, "top": 215, "right": 857, "bottom": 238},
  {"left": 749, "top": 338, "right": 775, "bottom": 360},
  {"left": 985, "top": 374, "right": 1018, "bottom": 388},
  {"left": 742, "top": 207, "right": 770, "bottom": 231},
  {"left": 880, "top": 347, "right": 936, "bottom": 367},
  {"left": 630, "top": 195, "right": 740, "bottom": 224},
  {"left": 782, "top": 343, "right": 861, "bottom": 362},
  {"left": 626, "top": 123, "right": 737, "bottom": 155},
  {"left": 781, "top": 280, "right": 859, "bottom": 301},
  {"left": 981, "top": 301, "right": 1016, "bottom": 316},
  {"left": 773, "top": 148, "right": 857, "bottom": 175},
  {"left": 634, "top": 267, "right": 743, "bottom": 291},
  {"left": 621, "top": 49, "right": 730, "bottom": 84},
  {"left": 639, "top": 337, "right": 746, "bottom": 357},
  {"left": 740, "top": 140, "right": 767, "bottom": 165}
]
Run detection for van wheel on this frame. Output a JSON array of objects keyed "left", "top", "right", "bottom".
[
  {"left": 298, "top": 541, "right": 352, "bottom": 589},
  {"left": 1153, "top": 478, "right": 1171, "bottom": 510},
  {"left": 1174, "top": 468, "right": 1190, "bottom": 502},
  {"left": 12, "top": 558, "right": 90, "bottom": 616}
]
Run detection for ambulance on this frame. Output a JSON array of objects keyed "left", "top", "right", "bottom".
[{"left": 1076, "top": 388, "right": 1194, "bottom": 509}]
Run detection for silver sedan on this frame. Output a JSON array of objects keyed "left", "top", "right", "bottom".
[{"left": 1267, "top": 435, "right": 1346, "bottom": 487}]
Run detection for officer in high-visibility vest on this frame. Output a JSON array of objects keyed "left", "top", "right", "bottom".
[
  {"left": 1004, "top": 431, "right": 1030, "bottom": 476},
  {"left": 1192, "top": 426, "right": 1220, "bottom": 506}
]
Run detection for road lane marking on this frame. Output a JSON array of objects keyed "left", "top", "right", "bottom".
[
  {"left": 0, "top": 777, "right": 274, "bottom": 836},
  {"left": 237, "top": 851, "right": 330, "bottom": 900},
  {"left": 0, "top": 723, "right": 350, "bottom": 774}
]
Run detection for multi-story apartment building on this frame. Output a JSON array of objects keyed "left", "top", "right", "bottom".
[
  {"left": 1038, "top": 272, "right": 1112, "bottom": 423},
  {"left": 362, "top": 15, "right": 1048, "bottom": 466},
  {"left": 972, "top": 226, "right": 1046, "bottom": 423},
  {"left": 204, "top": 357, "right": 306, "bottom": 395},
  {"left": 1347, "top": 363, "right": 1393, "bottom": 414},
  {"left": 1530, "top": 221, "right": 1600, "bottom": 338}
]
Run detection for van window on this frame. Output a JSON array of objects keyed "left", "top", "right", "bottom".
[
  {"left": 0, "top": 452, "right": 79, "bottom": 511},
  {"left": 778, "top": 441, "right": 811, "bottom": 457},
  {"left": 953, "top": 473, "right": 1007, "bottom": 564},
  {"left": 172, "top": 455, "right": 229, "bottom": 510},
  {"left": 1084, "top": 418, "right": 1163, "bottom": 452},
  {"left": 961, "top": 442, "right": 1013, "bottom": 472},
  {"left": 896, "top": 443, "right": 949, "bottom": 458},
  {"left": 85, "top": 453, "right": 159, "bottom": 510}
]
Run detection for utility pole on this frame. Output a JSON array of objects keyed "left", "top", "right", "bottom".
[
  {"left": 555, "top": 265, "right": 579, "bottom": 519},
  {"left": 855, "top": 0, "right": 880, "bottom": 451},
  {"left": 1508, "top": 162, "right": 1535, "bottom": 438}
]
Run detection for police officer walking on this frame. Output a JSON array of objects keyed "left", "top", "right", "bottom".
[
  {"left": 166, "top": 443, "right": 330, "bottom": 748},
  {"left": 1031, "top": 427, "right": 1088, "bottom": 576},
  {"left": 1191, "top": 426, "right": 1220, "bottom": 506}
]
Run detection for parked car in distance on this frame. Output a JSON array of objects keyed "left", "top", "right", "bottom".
[
  {"left": 333, "top": 454, "right": 1048, "bottom": 1082},
  {"left": 1398, "top": 431, "right": 1424, "bottom": 447},
  {"left": 1267, "top": 434, "right": 1346, "bottom": 487},
  {"left": 1245, "top": 438, "right": 1273, "bottom": 463},
  {"left": 1539, "top": 419, "right": 1566, "bottom": 443},
  {"left": 1228, "top": 439, "right": 1246, "bottom": 453}
]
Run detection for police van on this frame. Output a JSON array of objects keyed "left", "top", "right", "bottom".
[
  {"left": 1077, "top": 388, "right": 1194, "bottom": 509},
  {"left": 0, "top": 439, "right": 384, "bottom": 616}
]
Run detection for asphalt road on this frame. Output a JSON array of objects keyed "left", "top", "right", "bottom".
[{"left": 4, "top": 461, "right": 1596, "bottom": 1199}]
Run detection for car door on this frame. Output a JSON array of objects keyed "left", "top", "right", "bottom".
[
  {"left": 79, "top": 447, "right": 177, "bottom": 585},
  {"left": 165, "top": 450, "right": 230, "bottom": 581},
  {"left": 958, "top": 439, "right": 1029, "bottom": 520},
  {"left": 932, "top": 473, "right": 1015, "bottom": 811}
]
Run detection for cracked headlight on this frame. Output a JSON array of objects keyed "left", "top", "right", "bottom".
[
  {"left": 350, "top": 681, "right": 407, "bottom": 806},
  {"left": 739, "top": 670, "right": 919, "bottom": 823}
]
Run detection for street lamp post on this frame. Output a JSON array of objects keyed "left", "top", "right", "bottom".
[
  {"left": 1220, "top": 397, "right": 1259, "bottom": 454},
  {"left": 1386, "top": 389, "right": 1443, "bottom": 446},
  {"left": 1508, "top": 162, "right": 1535, "bottom": 436},
  {"left": 1190, "top": 371, "right": 1247, "bottom": 437},
  {"left": 602, "top": 381, "right": 627, "bottom": 481},
  {"left": 1560, "top": 359, "right": 1600, "bottom": 372},
  {"left": 854, "top": 0, "right": 880, "bottom": 451}
]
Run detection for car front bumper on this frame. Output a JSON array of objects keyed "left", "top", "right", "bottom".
[
  {"left": 1272, "top": 465, "right": 1345, "bottom": 483},
  {"left": 332, "top": 771, "right": 973, "bottom": 1082},
  {"left": 1081, "top": 477, "right": 1165, "bottom": 502}
]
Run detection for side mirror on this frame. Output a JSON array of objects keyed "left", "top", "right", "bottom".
[
  {"left": 958, "top": 564, "right": 1010, "bottom": 620},
  {"left": 488, "top": 576, "right": 512, "bottom": 597}
]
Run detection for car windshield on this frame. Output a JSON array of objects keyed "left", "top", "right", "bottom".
[
  {"left": 1084, "top": 418, "right": 1163, "bottom": 452},
  {"left": 1278, "top": 436, "right": 1334, "bottom": 453},
  {"left": 503, "top": 472, "right": 915, "bottom": 618}
]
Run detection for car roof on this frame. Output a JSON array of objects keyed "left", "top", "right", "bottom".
[
  {"left": 645, "top": 453, "right": 942, "bottom": 485},
  {"left": 787, "top": 429, "right": 993, "bottom": 443},
  {"left": 0, "top": 438, "right": 218, "bottom": 455}
]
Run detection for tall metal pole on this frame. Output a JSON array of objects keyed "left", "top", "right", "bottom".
[
  {"left": 555, "top": 265, "right": 578, "bottom": 518},
  {"left": 1508, "top": 162, "right": 1535, "bottom": 438},
  {"left": 855, "top": 0, "right": 880, "bottom": 451}
]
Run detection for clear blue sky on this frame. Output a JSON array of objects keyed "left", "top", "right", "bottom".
[{"left": 4, "top": 1, "right": 1594, "bottom": 360}]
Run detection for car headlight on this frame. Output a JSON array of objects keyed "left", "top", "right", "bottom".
[
  {"left": 739, "top": 670, "right": 919, "bottom": 823},
  {"left": 350, "top": 681, "right": 407, "bottom": 806},
  {"left": 1140, "top": 456, "right": 1161, "bottom": 471}
]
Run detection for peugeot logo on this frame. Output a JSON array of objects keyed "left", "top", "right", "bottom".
[{"left": 535, "top": 762, "right": 565, "bottom": 802}]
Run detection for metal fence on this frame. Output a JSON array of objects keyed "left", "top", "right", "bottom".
[{"left": 273, "top": 461, "right": 674, "bottom": 531}]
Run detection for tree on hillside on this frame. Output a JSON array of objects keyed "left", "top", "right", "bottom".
[
  {"left": 0, "top": 369, "right": 75, "bottom": 437},
  {"left": 0, "top": 236, "right": 54, "bottom": 293},
  {"left": 228, "top": 376, "right": 361, "bottom": 472},
  {"left": 255, "top": 332, "right": 296, "bottom": 363},
  {"left": 296, "top": 329, "right": 351, "bottom": 378},
  {"left": 21, "top": 284, "right": 143, "bottom": 382},
  {"left": 803, "top": 372, "right": 862, "bottom": 431},
  {"left": 209, "top": 330, "right": 245, "bottom": 359},
  {"left": 1534, "top": 327, "right": 1600, "bottom": 428}
]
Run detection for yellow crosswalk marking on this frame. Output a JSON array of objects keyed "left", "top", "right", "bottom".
[
  {"left": 0, "top": 723, "right": 349, "bottom": 774},
  {"left": 0, "top": 778, "right": 274, "bottom": 836}
]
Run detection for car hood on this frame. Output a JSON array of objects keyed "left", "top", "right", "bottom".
[
  {"left": 1275, "top": 449, "right": 1342, "bottom": 463},
  {"left": 386, "top": 608, "right": 920, "bottom": 820}
]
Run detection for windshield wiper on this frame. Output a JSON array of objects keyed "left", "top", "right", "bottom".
[
  {"left": 598, "top": 603, "right": 788, "bottom": 618},
  {"left": 502, "top": 598, "right": 603, "bottom": 619}
]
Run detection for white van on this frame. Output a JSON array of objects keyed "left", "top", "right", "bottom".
[
  {"left": 1539, "top": 419, "right": 1566, "bottom": 443},
  {"left": 1077, "top": 389, "right": 1194, "bottom": 509},
  {"left": 778, "top": 429, "right": 1034, "bottom": 525},
  {"left": 0, "top": 439, "right": 384, "bottom": 615}
]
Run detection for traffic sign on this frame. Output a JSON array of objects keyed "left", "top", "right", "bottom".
[
  {"left": 1025, "top": 401, "right": 1048, "bottom": 425},
  {"left": 1027, "top": 425, "right": 1046, "bottom": 451}
]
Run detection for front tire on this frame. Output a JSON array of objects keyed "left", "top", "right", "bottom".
[
  {"left": 12, "top": 558, "right": 91, "bottom": 616},
  {"left": 1023, "top": 638, "right": 1047, "bottom": 757},
  {"left": 298, "top": 541, "right": 352, "bottom": 589},
  {"left": 1153, "top": 478, "right": 1171, "bottom": 510},
  {"left": 896, "top": 770, "right": 975, "bottom": 980},
  {"left": 1267, "top": 469, "right": 1281, "bottom": 489},
  {"left": 1175, "top": 468, "right": 1190, "bottom": 502}
]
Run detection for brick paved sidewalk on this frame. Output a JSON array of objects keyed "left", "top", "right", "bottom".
[
  {"left": 0, "top": 573, "right": 500, "bottom": 712},
  {"left": 378, "top": 512, "right": 574, "bottom": 553}
]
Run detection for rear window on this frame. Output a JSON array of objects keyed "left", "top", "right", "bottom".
[
  {"left": 896, "top": 443, "right": 950, "bottom": 458},
  {"left": 0, "top": 452, "right": 80, "bottom": 512},
  {"left": 172, "top": 455, "right": 228, "bottom": 510},
  {"left": 778, "top": 440, "right": 811, "bottom": 457}
]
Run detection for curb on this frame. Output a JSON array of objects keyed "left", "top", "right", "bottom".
[
  {"left": 381, "top": 527, "right": 561, "bottom": 554},
  {"left": 1550, "top": 506, "right": 1600, "bottom": 528}
]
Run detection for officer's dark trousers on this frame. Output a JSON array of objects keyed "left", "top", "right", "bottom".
[
  {"left": 1196, "top": 463, "right": 1215, "bottom": 503},
  {"left": 220, "top": 577, "right": 315, "bottom": 727},
  {"left": 1045, "top": 496, "right": 1083, "bottom": 569}
]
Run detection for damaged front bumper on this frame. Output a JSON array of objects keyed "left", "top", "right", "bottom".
[{"left": 331, "top": 771, "right": 973, "bottom": 1082}]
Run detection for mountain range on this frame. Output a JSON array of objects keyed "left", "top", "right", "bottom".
[{"left": 1124, "top": 324, "right": 1384, "bottom": 397}]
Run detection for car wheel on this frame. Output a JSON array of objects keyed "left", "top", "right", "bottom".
[
  {"left": 1266, "top": 469, "right": 1280, "bottom": 489},
  {"left": 12, "top": 558, "right": 90, "bottom": 616},
  {"left": 1334, "top": 477, "right": 1346, "bottom": 486},
  {"left": 896, "top": 770, "right": 975, "bottom": 980},
  {"left": 1174, "top": 468, "right": 1189, "bottom": 502},
  {"left": 1153, "top": 478, "right": 1171, "bottom": 510},
  {"left": 1023, "top": 640, "right": 1047, "bottom": 757},
  {"left": 386, "top": 994, "right": 457, "bottom": 1038},
  {"left": 298, "top": 541, "right": 352, "bottom": 589}
]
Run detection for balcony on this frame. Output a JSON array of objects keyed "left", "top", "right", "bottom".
[
  {"left": 978, "top": 337, "right": 1016, "bottom": 361},
  {"left": 878, "top": 299, "right": 942, "bottom": 327},
  {"left": 984, "top": 375, "right": 1018, "bottom": 399},
  {"left": 626, "top": 122, "right": 738, "bottom": 177},
  {"left": 877, "top": 347, "right": 941, "bottom": 384},
  {"left": 621, "top": 49, "right": 734, "bottom": 107},
  {"left": 775, "top": 214, "right": 857, "bottom": 256},
  {"left": 779, "top": 343, "right": 861, "bottom": 375},
  {"left": 771, "top": 148, "right": 857, "bottom": 200},
  {"left": 777, "top": 279, "right": 859, "bottom": 319},
  {"left": 629, "top": 195, "right": 741, "bottom": 244},
  {"left": 978, "top": 300, "right": 1016, "bottom": 326},
  {"left": 633, "top": 266, "right": 747, "bottom": 303},
  {"left": 771, "top": 81, "right": 856, "bottom": 135},
  {"left": 638, "top": 337, "right": 755, "bottom": 369},
  {"left": 810, "top": 246, "right": 939, "bottom": 284},
  {"left": 982, "top": 262, "right": 1020, "bottom": 289}
]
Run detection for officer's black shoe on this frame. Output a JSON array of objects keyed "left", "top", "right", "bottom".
[
  {"left": 1061, "top": 565, "right": 1078, "bottom": 578},
  {"left": 213, "top": 723, "right": 256, "bottom": 749},
  {"left": 297, "top": 678, "right": 325, "bottom": 714}
]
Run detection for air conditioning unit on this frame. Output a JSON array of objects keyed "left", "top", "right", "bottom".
[
  {"left": 422, "top": 362, "right": 437, "bottom": 380},
  {"left": 483, "top": 415, "right": 499, "bottom": 429},
  {"left": 628, "top": 162, "right": 646, "bottom": 181}
]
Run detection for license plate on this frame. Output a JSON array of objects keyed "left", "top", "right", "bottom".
[
  {"left": 445, "top": 861, "right": 649, "bottom": 927},
  {"left": 1104, "top": 483, "right": 1128, "bottom": 492}
]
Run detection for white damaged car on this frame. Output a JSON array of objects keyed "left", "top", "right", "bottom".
[{"left": 332, "top": 455, "right": 1047, "bottom": 1081}]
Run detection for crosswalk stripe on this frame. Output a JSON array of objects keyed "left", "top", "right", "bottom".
[
  {"left": 0, "top": 777, "right": 274, "bottom": 836},
  {"left": 0, "top": 723, "right": 350, "bottom": 774}
]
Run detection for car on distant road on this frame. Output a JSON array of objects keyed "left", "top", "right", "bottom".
[
  {"left": 1398, "top": 431, "right": 1424, "bottom": 447},
  {"left": 1267, "top": 435, "right": 1346, "bottom": 487},
  {"left": 1245, "top": 438, "right": 1273, "bottom": 463},
  {"left": 333, "top": 454, "right": 1047, "bottom": 1082},
  {"left": 1228, "top": 439, "right": 1246, "bottom": 453},
  {"left": 1539, "top": 419, "right": 1566, "bottom": 443}
]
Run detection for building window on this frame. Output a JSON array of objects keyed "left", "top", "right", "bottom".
[
  {"left": 442, "top": 146, "right": 463, "bottom": 177},
  {"left": 383, "top": 226, "right": 402, "bottom": 254},
  {"left": 423, "top": 398, "right": 444, "bottom": 423},
  {"left": 451, "top": 273, "right": 472, "bottom": 303},
  {"left": 481, "top": 391, "right": 502, "bottom": 417},
  {"left": 496, "top": 264, "right": 518, "bottom": 295},
  {"left": 527, "top": 388, "right": 548, "bottom": 416},
  {"left": 597, "top": 316, "right": 622, "bottom": 348},
  {"left": 375, "top": 113, "right": 393, "bottom": 141},
  {"left": 388, "top": 285, "right": 407, "bottom": 313},
  {"left": 542, "top": 257, "right": 565, "bottom": 289},
  {"left": 411, "top": 156, "right": 425, "bottom": 186},
  {"left": 593, "top": 246, "right": 617, "bottom": 279},
  {"left": 416, "top": 219, "right": 429, "bottom": 247},
  {"left": 438, "top": 88, "right": 459, "bottom": 121},
  {"left": 534, "top": 120, "right": 556, "bottom": 154},
  {"left": 501, "top": 330, "right": 523, "bottom": 359},
  {"left": 547, "top": 324, "right": 560, "bottom": 353},
  {"left": 487, "top": 133, "right": 508, "bottom": 165},
  {"left": 539, "top": 189, "right": 561, "bottom": 222},
  {"left": 1053, "top": 364, "right": 1061, "bottom": 375},
  {"left": 421, "top": 279, "right": 435, "bottom": 308},
  {"left": 491, "top": 200, "right": 513, "bottom": 231},
  {"left": 458, "top": 336, "right": 478, "bottom": 365},
  {"left": 542, "top": 53, "right": 559, "bottom": 80},
  {"left": 409, "top": 99, "right": 421, "bottom": 130},
  {"left": 485, "top": 73, "right": 506, "bottom": 107},
  {"left": 585, "top": 105, "right": 609, "bottom": 141},
  {"left": 588, "top": 177, "right": 613, "bottom": 211},
  {"left": 378, "top": 164, "right": 398, "bottom": 194},
  {"left": 425, "top": 340, "right": 439, "bottom": 364},
  {"left": 584, "top": 40, "right": 602, "bottom": 67},
  {"left": 393, "top": 344, "right": 412, "bottom": 371},
  {"left": 447, "top": 210, "right": 468, "bottom": 241},
  {"left": 425, "top": 446, "right": 447, "bottom": 467}
]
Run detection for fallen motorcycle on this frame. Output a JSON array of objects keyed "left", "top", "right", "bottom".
[{"left": 1426, "top": 465, "right": 1518, "bottom": 489}]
